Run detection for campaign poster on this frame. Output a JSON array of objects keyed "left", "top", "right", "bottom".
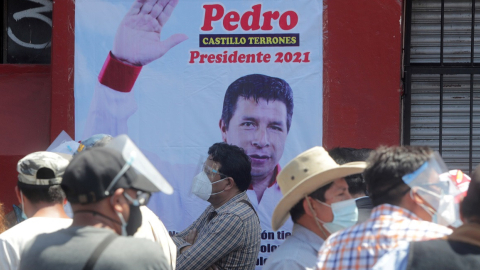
[{"left": 75, "top": 0, "right": 323, "bottom": 268}]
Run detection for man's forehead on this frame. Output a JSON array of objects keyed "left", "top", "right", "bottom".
[
  {"left": 205, "top": 156, "right": 221, "bottom": 169},
  {"left": 233, "top": 97, "right": 287, "bottom": 119},
  {"left": 330, "top": 178, "right": 348, "bottom": 189}
]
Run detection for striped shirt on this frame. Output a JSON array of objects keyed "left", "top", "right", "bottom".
[
  {"left": 316, "top": 204, "right": 452, "bottom": 270},
  {"left": 172, "top": 192, "right": 261, "bottom": 270}
]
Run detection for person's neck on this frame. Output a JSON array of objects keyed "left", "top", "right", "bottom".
[
  {"left": 250, "top": 170, "right": 275, "bottom": 203},
  {"left": 210, "top": 190, "right": 242, "bottom": 209},
  {"left": 297, "top": 216, "right": 329, "bottom": 240},
  {"left": 29, "top": 203, "right": 70, "bottom": 219},
  {"left": 71, "top": 210, "right": 119, "bottom": 233}
]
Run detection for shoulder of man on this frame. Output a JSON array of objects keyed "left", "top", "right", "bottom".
[
  {"left": 225, "top": 198, "right": 257, "bottom": 221},
  {"left": 0, "top": 218, "right": 70, "bottom": 241},
  {"left": 264, "top": 257, "right": 304, "bottom": 270},
  {"left": 409, "top": 219, "right": 453, "bottom": 236},
  {"left": 102, "top": 237, "right": 169, "bottom": 263}
]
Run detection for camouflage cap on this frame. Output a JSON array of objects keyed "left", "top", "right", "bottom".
[{"left": 17, "top": 151, "right": 71, "bottom": 186}]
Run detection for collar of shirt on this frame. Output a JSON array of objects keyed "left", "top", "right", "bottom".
[
  {"left": 369, "top": 204, "right": 420, "bottom": 221},
  {"left": 248, "top": 164, "right": 281, "bottom": 190},
  {"left": 207, "top": 191, "right": 248, "bottom": 216},
  {"left": 291, "top": 223, "right": 324, "bottom": 252},
  {"left": 448, "top": 222, "right": 480, "bottom": 247}
]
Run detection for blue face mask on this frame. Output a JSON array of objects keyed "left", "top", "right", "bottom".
[{"left": 315, "top": 199, "right": 358, "bottom": 234}]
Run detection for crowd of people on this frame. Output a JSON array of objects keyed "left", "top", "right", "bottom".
[{"left": 0, "top": 131, "right": 477, "bottom": 270}]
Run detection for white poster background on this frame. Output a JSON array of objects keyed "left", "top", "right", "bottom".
[{"left": 75, "top": 0, "right": 322, "bottom": 268}]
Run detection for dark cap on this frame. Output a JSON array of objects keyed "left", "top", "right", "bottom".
[{"left": 62, "top": 147, "right": 159, "bottom": 204}]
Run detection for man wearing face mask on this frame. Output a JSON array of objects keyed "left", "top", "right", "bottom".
[
  {"left": 373, "top": 165, "right": 480, "bottom": 270},
  {"left": 172, "top": 143, "right": 261, "bottom": 270},
  {"left": 19, "top": 142, "right": 173, "bottom": 270},
  {"left": 76, "top": 133, "right": 177, "bottom": 269},
  {"left": 0, "top": 152, "right": 72, "bottom": 270},
  {"left": 262, "top": 147, "right": 366, "bottom": 270},
  {"left": 317, "top": 146, "right": 453, "bottom": 270}
]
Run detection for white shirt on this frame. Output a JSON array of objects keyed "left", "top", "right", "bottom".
[
  {"left": 135, "top": 206, "right": 177, "bottom": 269},
  {"left": 247, "top": 183, "right": 294, "bottom": 269},
  {"left": 263, "top": 223, "right": 323, "bottom": 270},
  {"left": 0, "top": 217, "right": 72, "bottom": 270}
]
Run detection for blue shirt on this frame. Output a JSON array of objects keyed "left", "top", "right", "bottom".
[{"left": 263, "top": 224, "right": 324, "bottom": 270}]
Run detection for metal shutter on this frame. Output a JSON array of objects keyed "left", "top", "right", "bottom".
[{"left": 404, "top": 0, "right": 480, "bottom": 174}]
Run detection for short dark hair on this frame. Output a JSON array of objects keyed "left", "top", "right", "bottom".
[
  {"left": 18, "top": 182, "right": 65, "bottom": 204},
  {"left": 221, "top": 74, "right": 294, "bottom": 132},
  {"left": 208, "top": 142, "right": 252, "bottom": 192},
  {"left": 365, "top": 146, "right": 433, "bottom": 207},
  {"left": 461, "top": 164, "right": 480, "bottom": 220},
  {"left": 289, "top": 182, "right": 333, "bottom": 223},
  {"left": 328, "top": 147, "right": 373, "bottom": 196}
]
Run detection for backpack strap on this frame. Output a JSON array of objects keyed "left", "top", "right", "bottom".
[
  {"left": 82, "top": 233, "right": 118, "bottom": 270},
  {"left": 239, "top": 199, "right": 259, "bottom": 221}
]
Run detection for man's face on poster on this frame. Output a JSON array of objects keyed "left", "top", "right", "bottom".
[{"left": 221, "top": 97, "right": 288, "bottom": 179}]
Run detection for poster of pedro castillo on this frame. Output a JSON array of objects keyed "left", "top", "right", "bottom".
[{"left": 75, "top": 0, "right": 323, "bottom": 267}]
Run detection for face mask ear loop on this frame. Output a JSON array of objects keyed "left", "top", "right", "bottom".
[
  {"left": 110, "top": 196, "right": 127, "bottom": 236},
  {"left": 210, "top": 177, "right": 230, "bottom": 196},
  {"left": 410, "top": 189, "right": 436, "bottom": 218},
  {"left": 305, "top": 195, "right": 328, "bottom": 239},
  {"left": 20, "top": 191, "right": 25, "bottom": 217}
]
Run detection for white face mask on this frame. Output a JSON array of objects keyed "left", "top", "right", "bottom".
[
  {"left": 191, "top": 171, "right": 228, "bottom": 201},
  {"left": 410, "top": 188, "right": 458, "bottom": 227}
]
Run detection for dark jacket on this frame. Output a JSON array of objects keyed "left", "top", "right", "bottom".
[{"left": 407, "top": 223, "right": 480, "bottom": 270}]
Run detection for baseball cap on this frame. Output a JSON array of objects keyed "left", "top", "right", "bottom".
[
  {"left": 62, "top": 135, "right": 172, "bottom": 204},
  {"left": 17, "top": 151, "right": 71, "bottom": 186}
]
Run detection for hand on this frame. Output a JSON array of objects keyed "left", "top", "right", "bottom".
[
  {"left": 180, "top": 245, "right": 192, "bottom": 254},
  {"left": 184, "top": 229, "right": 198, "bottom": 245},
  {"left": 206, "top": 264, "right": 220, "bottom": 270},
  {"left": 112, "top": 0, "right": 188, "bottom": 66}
]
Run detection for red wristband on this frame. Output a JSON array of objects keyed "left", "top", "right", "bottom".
[{"left": 98, "top": 52, "right": 142, "bottom": 93}]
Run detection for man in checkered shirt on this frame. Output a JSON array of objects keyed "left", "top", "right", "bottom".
[
  {"left": 172, "top": 143, "right": 261, "bottom": 270},
  {"left": 317, "top": 146, "right": 453, "bottom": 270}
]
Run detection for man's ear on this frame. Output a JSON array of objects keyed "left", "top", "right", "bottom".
[
  {"left": 224, "top": 177, "right": 235, "bottom": 191},
  {"left": 409, "top": 188, "right": 425, "bottom": 205},
  {"left": 219, "top": 119, "right": 228, "bottom": 143},
  {"left": 111, "top": 188, "right": 126, "bottom": 213},
  {"left": 15, "top": 186, "right": 22, "bottom": 205}
]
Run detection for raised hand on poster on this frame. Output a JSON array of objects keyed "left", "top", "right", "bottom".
[{"left": 112, "top": 0, "right": 188, "bottom": 66}]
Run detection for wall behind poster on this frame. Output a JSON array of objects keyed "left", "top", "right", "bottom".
[{"left": 75, "top": 0, "right": 322, "bottom": 267}]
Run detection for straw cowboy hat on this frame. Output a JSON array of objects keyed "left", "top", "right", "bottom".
[{"left": 271, "top": 146, "right": 367, "bottom": 231}]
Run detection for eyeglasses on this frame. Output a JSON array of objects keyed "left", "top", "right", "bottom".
[
  {"left": 124, "top": 190, "right": 151, "bottom": 206},
  {"left": 202, "top": 164, "right": 229, "bottom": 180}
]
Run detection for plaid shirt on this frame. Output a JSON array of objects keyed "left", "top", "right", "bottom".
[
  {"left": 172, "top": 192, "right": 261, "bottom": 270},
  {"left": 317, "top": 204, "right": 452, "bottom": 270}
]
